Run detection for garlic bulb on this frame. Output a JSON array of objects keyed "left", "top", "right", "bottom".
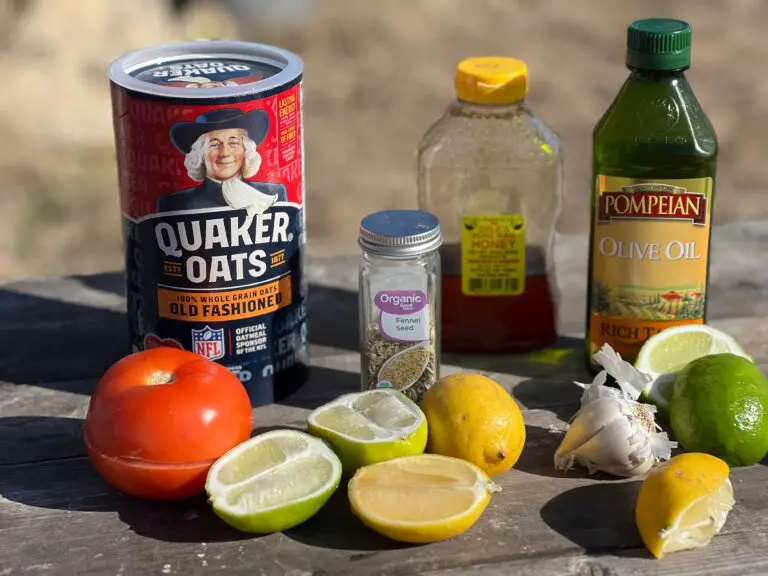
[{"left": 554, "top": 344, "right": 676, "bottom": 477}]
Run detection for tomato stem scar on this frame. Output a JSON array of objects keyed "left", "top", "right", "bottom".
[{"left": 147, "top": 371, "right": 176, "bottom": 385}]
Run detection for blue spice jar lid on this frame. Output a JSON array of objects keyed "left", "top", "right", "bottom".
[{"left": 359, "top": 210, "right": 442, "bottom": 257}]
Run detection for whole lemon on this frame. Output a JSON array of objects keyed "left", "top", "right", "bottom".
[{"left": 422, "top": 373, "right": 526, "bottom": 476}]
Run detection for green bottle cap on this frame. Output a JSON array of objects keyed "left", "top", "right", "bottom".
[{"left": 626, "top": 18, "right": 692, "bottom": 71}]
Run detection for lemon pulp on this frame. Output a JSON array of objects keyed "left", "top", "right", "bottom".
[
  {"left": 635, "top": 452, "right": 734, "bottom": 558},
  {"left": 348, "top": 454, "right": 500, "bottom": 543}
]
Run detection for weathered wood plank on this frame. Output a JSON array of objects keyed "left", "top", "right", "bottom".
[
  {"left": 1, "top": 423, "right": 766, "bottom": 576},
  {"left": 0, "top": 362, "right": 361, "bottom": 466},
  {"left": 429, "top": 530, "right": 768, "bottom": 576},
  {"left": 1, "top": 222, "right": 767, "bottom": 383},
  {"left": 3, "top": 222, "right": 768, "bottom": 574},
  {"left": 4, "top": 313, "right": 768, "bottom": 466},
  {"left": 0, "top": 279, "right": 362, "bottom": 385},
  {"left": 0, "top": 369, "right": 576, "bottom": 466}
]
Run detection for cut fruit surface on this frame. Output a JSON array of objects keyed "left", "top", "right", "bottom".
[
  {"left": 307, "top": 390, "right": 427, "bottom": 475},
  {"left": 634, "top": 325, "right": 752, "bottom": 410},
  {"left": 348, "top": 454, "right": 500, "bottom": 543},
  {"left": 205, "top": 430, "right": 341, "bottom": 533},
  {"left": 635, "top": 452, "right": 735, "bottom": 559}
]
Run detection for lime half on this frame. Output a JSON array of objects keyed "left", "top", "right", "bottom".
[
  {"left": 635, "top": 325, "right": 753, "bottom": 411},
  {"left": 307, "top": 389, "right": 428, "bottom": 476},
  {"left": 205, "top": 430, "right": 342, "bottom": 533}
]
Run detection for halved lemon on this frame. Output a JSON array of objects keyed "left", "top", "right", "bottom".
[
  {"left": 635, "top": 324, "right": 752, "bottom": 412},
  {"left": 635, "top": 452, "right": 735, "bottom": 559},
  {"left": 307, "top": 389, "right": 427, "bottom": 475},
  {"left": 205, "top": 430, "right": 342, "bottom": 533},
  {"left": 348, "top": 454, "right": 501, "bottom": 543}
]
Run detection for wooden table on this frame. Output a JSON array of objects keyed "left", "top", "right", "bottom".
[{"left": 3, "top": 224, "right": 768, "bottom": 575}]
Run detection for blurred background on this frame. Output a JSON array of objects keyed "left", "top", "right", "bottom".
[{"left": 0, "top": 0, "right": 763, "bottom": 279}]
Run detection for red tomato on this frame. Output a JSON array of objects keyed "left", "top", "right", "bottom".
[{"left": 84, "top": 347, "right": 252, "bottom": 500}]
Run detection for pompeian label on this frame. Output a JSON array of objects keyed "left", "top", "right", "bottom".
[
  {"left": 112, "top": 78, "right": 306, "bottom": 405},
  {"left": 589, "top": 177, "right": 713, "bottom": 362},
  {"left": 597, "top": 183, "right": 707, "bottom": 224},
  {"left": 131, "top": 57, "right": 281, "bottom": 88}
]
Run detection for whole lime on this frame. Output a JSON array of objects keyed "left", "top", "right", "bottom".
[{"left": 670, "top": 353, "right": 768, "bottom": 467}]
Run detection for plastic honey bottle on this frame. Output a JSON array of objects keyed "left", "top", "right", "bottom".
[
  {"left": 586, "top": 19, "right": 717, "bottom": 368},
  {"left": 418, "top": 57, "right": 563, "bottom": 353}
]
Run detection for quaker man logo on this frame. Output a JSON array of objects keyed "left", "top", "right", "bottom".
[
  {"left": 156, "top": 107, "right": 287, "bottom": 221},
  {"left": 598, "top": 183, "right": 707, "bottom": 225},
  {"left": 172, "top": 75, "right": 239, "bottom": 89},
  {"left": 191, "top": 325, "right": 226, "bottom": 361}
]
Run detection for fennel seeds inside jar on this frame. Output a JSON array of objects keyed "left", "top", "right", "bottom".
[{"left": 359, "top": 210, "right": 442, "bottom": 405}]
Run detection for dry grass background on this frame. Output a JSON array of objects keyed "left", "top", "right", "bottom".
[{"left": 0, "top": 0, "right": 765, "bottom": 279}]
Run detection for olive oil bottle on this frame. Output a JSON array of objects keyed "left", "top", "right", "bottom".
[{"left": 586, "top": 19, "right": 717, "bottom": 368}]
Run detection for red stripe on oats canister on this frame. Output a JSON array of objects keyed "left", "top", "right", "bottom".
[{"left": 108, "top": 41, "right": 307, "bottom": 406}]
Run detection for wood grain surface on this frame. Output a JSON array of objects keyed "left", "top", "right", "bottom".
[{"left": 2, "top": 225, "right": 768, "bottom": 575}]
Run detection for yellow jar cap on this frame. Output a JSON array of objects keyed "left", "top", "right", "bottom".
[{"left": 455, "top": 57, "right": 528, "bottom": 105}]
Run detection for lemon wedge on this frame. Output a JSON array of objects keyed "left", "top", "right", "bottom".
[
  {"left": 635, "top": 452, "right": 735, "bottom": 558},
  {"left": 205, "top": 430, "right": 342, "bottom": 533},
  {"left": 307, "top": 389, "right": 427, "bottom": 475},
  {"left": 348, "top": 454, "right": 500, "bottom": 543}
]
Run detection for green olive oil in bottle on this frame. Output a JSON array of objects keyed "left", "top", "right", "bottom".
[{"left": 586, "top": 18, "right": 717, "bottom": 368}]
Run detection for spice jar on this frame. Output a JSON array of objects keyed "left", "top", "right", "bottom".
[{"left": 358, "top": 210, "right": 442, "bottom": 405}]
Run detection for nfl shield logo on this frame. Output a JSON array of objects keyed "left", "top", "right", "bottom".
[{"left": 191, "top": 326, "right": 225, "bottom": 361}]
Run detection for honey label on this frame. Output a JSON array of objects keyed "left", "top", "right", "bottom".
[
  {"left": 588, "top": 176, "right": 713, "bottom": 361},
  {"left": 461, "top": 214, "right": 526, "bottom": 296}
]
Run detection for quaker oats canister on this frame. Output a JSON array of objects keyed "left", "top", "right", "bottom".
[{"left": 108, "top": 41, "right": 308, "bottom": 406}]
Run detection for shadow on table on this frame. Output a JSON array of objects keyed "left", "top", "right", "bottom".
[
  {"left": 441, "top": 336, "right": 590, "bottom": 381},
  {"left": 540, "top": 481, "right": 647, "bottom": 556},
  {"left": 513, "top": 425, "right": 630, "bottom": 481},
  {"left": 0, "top": 430, "right": 255, "bottom": 543},
  {"left": 75, "top": 271, "right": 127, "bottom": 296},
  {"left": 514, "top": 424, "right": 566, "bottom": 480},
  {"left": 0, "top": 416, "right": 86, "bottom": 466},
  {"left": 0, "top": 277, "right": 129, "bottom": 384},
  {"left": 0, "top": 270, "right": 358, "bottom": 390},
  {"left": 283, "top": 489, "right": 410, "bottom": 554},
  {"left": 0, "top": 424, "right": 403, "bottom": 551},
  {"left": 279, "top": 365, "right": 359, "bottom": 410},
  {"left": 307, "top": 284, "right": 358, "bottom": 352},
  {"left": 513, "top": 378, "right": 582, "bottom": 423}
]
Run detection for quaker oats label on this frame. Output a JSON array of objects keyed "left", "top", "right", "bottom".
[{"left": 110, "top": 43, "right": 306, "bottom": 406}]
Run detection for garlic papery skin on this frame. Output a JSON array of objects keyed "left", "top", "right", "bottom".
[
  {"left": 554, "top": 396, "right": 675, "bottom": 478},
  {"left": 585, "top": 344, "right": 652, "bottom": 401}
]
